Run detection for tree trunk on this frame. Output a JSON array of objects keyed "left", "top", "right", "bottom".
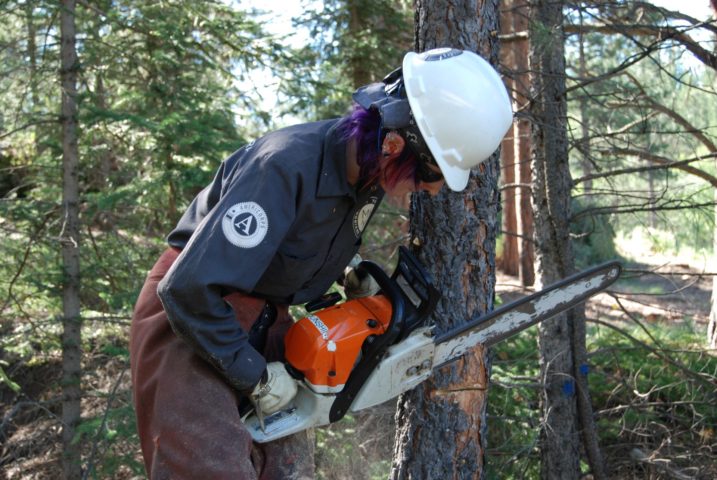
[
  {"left": 391, "top": 1, "right": 501, "bottom": 478},
  {"left": 708, "top": 3, "right": 717, "bottom": 349},
  {"left": 499, "top": 0, "right": 534, "bottom": 286},
  {"left": 709, "top": 192, "right": 717, "bottom": 349},
  {"left": 513, "top": 0, "right": 535, "bottom": 287},
  {"left": 528, "top": 0, "right": 605, "bottom": 478},
  {"left": 26, "top": 1, "right": 39, "bottom": 139},
  {"left": 60, "top": 1, "right": 83, "bottom": 478},
  {"left": 499, "top": 131, "right": 519, "bottom": 277},
  {"left": 347, "top": 0, "right": 372, "bottom": 87},
  {"left": 499, "top": 1, "right": 520, "bottom": 277},
  {"left": 577, "top": 7, "right": 593, "bottom": 195}
]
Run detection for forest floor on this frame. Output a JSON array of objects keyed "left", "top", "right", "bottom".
[
  {"left": 494, "top": 252, "right": 715, "bottom": 480},
  {"left": 1, "top": 253, "right": 714, "bottom": 479}
]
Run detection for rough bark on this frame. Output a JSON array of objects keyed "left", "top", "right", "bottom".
[
  {"left": 60, "top": 1, "right": 83, "bottom": 478},
  {"left": 390, "top": 1, "right": 501, "bottom": 478},
  {"left": 528, "top": 0, "right": 605, "bottom": 478}
]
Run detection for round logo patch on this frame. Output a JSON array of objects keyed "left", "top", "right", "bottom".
[
  {"left": 353, "top": 198, "right": 377, "bottom": 237},
  {"left": 222, "top": 202, "right": 268, "bottom": 248}
]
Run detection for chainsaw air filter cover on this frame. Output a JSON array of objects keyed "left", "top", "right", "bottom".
[{"left": 284, "top": 295, "right": 392, "bottom": 393}]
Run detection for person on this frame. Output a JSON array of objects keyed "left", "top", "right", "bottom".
[{"left": 129, "top": 47, "right": 512, "bottom": 480}]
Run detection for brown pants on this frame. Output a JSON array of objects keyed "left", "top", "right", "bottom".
[{"left": 130, "top": 248, "right": 315, "bottom": 480}]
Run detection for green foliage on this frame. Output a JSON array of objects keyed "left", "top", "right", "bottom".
[
  {"left": 485, "top": 316, "right": 717, "bottom": 478},
  {"left": 485, "top": 331, "right": 541, "bottom": 479},
  {"left": 571, "top": 197, "right": 620, "bottom": 268},
  {"left": 589, "top": 322, "right": 717, "bottom": 472},
  {"left": 617, "top": 220, "right": 715, "bottom": 262},
  {"left": 0, "top": 1, "right": 283, "bottom": 474},
  {"left": 281, "top": 0, "right": 413, "bottom": 120},
  {"left": 565, "top": 3, "right": 717, "bottom": 260},
  {"left": 78, "top": 403, "right": 143, "bottom": 479},
  {"left": 0, "top": 0, "right": 278, "bottom": 327}
]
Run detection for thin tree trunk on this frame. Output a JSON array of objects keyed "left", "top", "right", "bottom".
[
  {"left": 710, "top": 191, "right": 717, "bottom": 348},
  {"left": 499, "top": 0, "right": 519, "bottom": 276},
  {"left": 709, "top": 3, "right": 716, "bottom": 349},
  {"left": 513, "top": 0, "right": 535, "bottom": 287},
  {"left": 347, "top": 0, "right": 371, "bottom": 87},
  {"left": 26, "top": 0, "right": 39, "bottom": 153},
  {"left": 517, "top": 120, "right": 534, "bottom": 287},
  {"left": 391, "top": 1, "right": 501, "bottom": 478},
  {"left": 648, "top": 165, "right": 657, "bottom": 229},
  {"left": 60, "top": 1, "right": 82, "bottom": 478},
  {"left": 528, "top": 0, "right": 605, "bottom": 478},
  {"left": 500, "top": 130, "right": 519, "bottom": 276},
  {"left": 577, "top": 7, "right": 593, "bottom": 195},
  {"left": 499, "top": 0, "right": 534, "bottom": 285}
]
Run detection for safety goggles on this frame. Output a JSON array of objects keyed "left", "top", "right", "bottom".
[{"left": 415, "top": 154, "right": 444, "bottom": 183}]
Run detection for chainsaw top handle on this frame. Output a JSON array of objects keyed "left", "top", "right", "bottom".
[
  {"left": 328, "top": 258, "right": 405, "bottom": 422},
  {"left": 327, "top": 246, "right": 439, "bottom": 422}
]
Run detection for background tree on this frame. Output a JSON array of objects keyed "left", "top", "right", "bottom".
[
  {"left": 528, "top": 0, "right": 606, "bottom": 477},
  {"left": 391, "top": 1, "right": 501, "bottom": 478},
  {"left": 0, "top": 1, "right": 276, "bottom": 475},
  {"left": 710, "top": 0, "right": 717, "bottom": 349},
  {"left": 60, "top": 1, "right": 82, "bottom": 477},
  {"left": 561, "top": 1, "right": 717, "bottom": 346},
  {"left": 499, "top": 0, "right": 534, "bottom": 287}
]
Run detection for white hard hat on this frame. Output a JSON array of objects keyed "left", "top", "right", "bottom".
[{"left": 402, "top": 48, "right": 513, "bottom": 191}]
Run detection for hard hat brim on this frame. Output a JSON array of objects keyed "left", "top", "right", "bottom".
[{"left": 435, "top": 157, "right": 471, "bottom": 191}]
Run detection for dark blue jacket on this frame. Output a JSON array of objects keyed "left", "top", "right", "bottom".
[{"left": 157, "top": 119, "right": 383, "bottom": 391}]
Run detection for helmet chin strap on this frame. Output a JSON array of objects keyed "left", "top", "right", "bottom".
[
  {"left": 353, "top": 72, "right": 437, "bottom": 170},
  {"left": 398, "top": 114, "right": 435, "bottom": 167}
]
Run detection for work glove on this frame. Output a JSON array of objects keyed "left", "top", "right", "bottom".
[
  {"left": 343, "top": 254, "right": 380, "bottom": 299},
  {"left": 250, "top": 362, "right": 298, "bottom": 416}
]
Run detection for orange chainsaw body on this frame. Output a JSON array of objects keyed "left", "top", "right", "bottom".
[{"left": 284, "top": 295, "right": 392, "bottom": 393}]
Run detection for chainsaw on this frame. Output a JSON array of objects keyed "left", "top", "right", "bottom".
[{"left": 243, "top": 246, "right": 621, "bottom": 443}]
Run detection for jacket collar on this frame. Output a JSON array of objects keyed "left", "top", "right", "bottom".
[{"left": 317, "top": 120, "right": 355, "bottom": 199}]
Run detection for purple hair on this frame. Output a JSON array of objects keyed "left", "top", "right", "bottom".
[{"left": 337, "top": 103, "right": 417, "bottom": 189}]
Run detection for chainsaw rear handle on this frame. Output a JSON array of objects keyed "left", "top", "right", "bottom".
[{"left": 328, "top": 259, "right": 406, "bottom": 422}]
